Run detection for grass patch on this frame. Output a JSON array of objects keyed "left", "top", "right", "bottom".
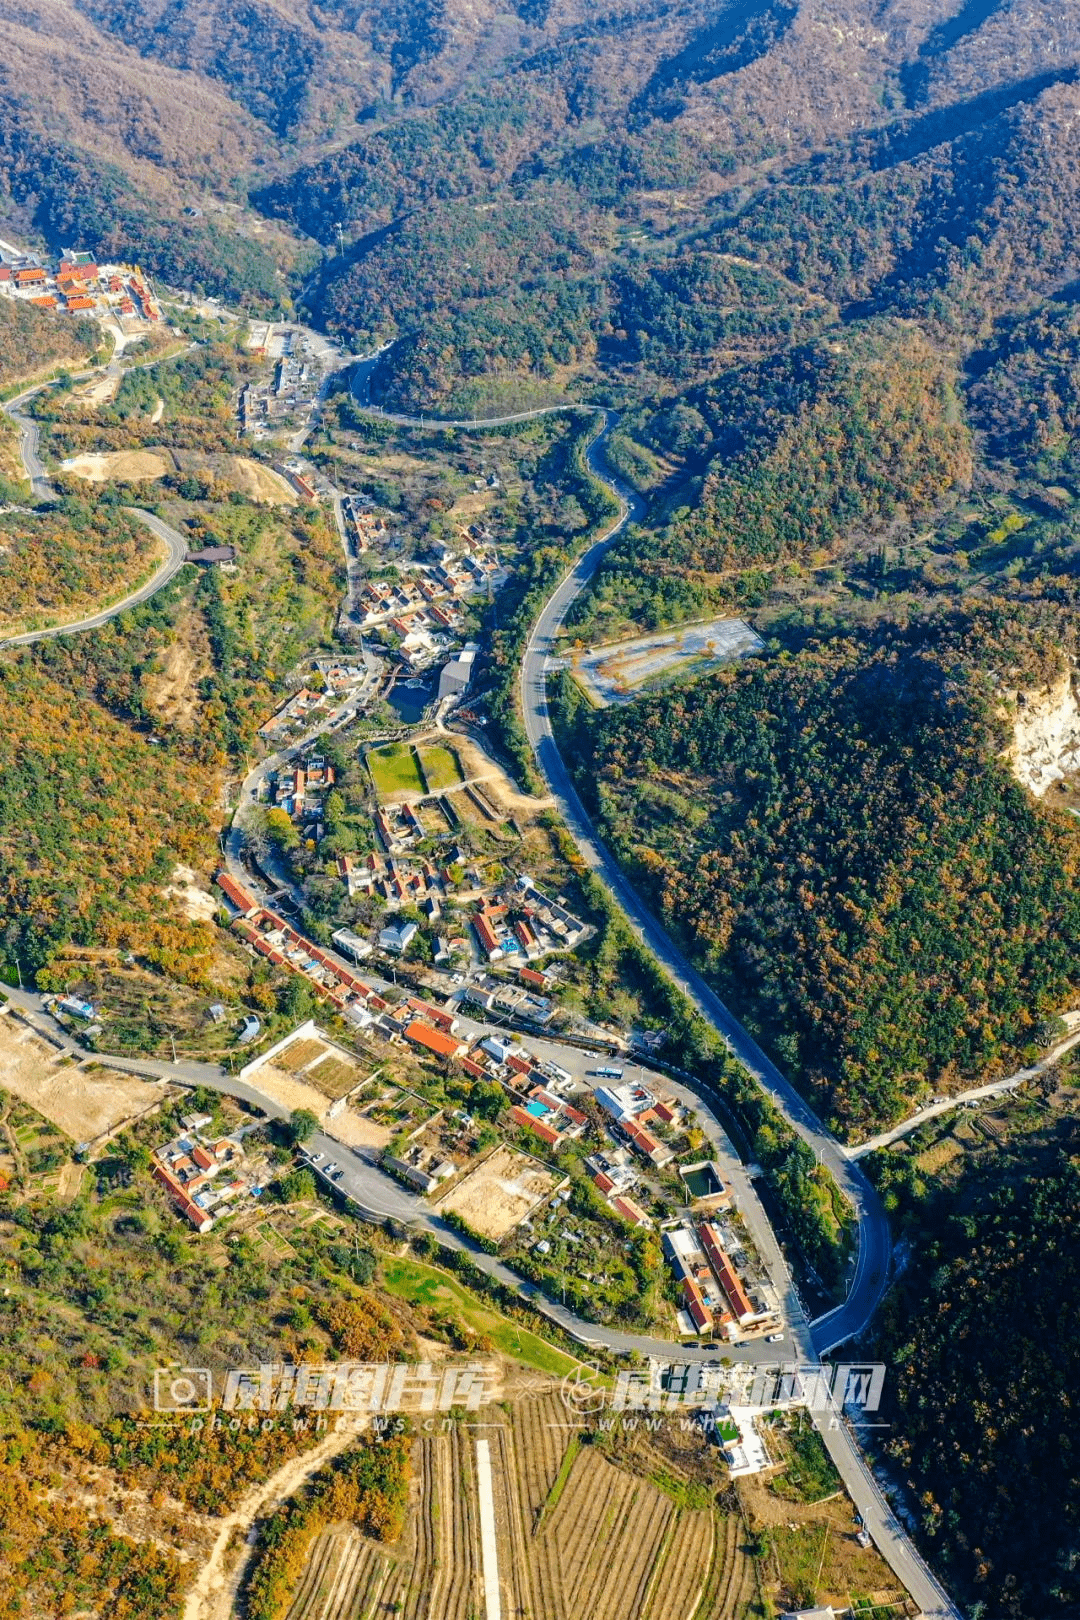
[
  {"left": 767, "top": 1411, "right": 842, "bottom": 1504},
  {"left": 368, "top": 743, "right": 424, "bottom": 798},
  {"left": 647, "top": 1467, "right": 714, "bottom": 1510},
  {"left": 380, "top": 1254, "right": 580, "bottom": 1378},
  {"left": 538, "top": 1433, "right": 581, "bottom": 1526},
  {"left": 418, "top": 745, "right": 464, "bottom": 792},
  {"left": 770, "top": 1521, "right": 830, "bottom": 1612}
]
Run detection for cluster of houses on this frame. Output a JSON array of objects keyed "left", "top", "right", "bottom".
[
  {"left": 152, "top": 1113, "right": 259, "bottom": 1233},
  {"left": 341, "top": 495, "right": 394, "bottom": 553},
  {"left": 340, "top": 850, "right": 450, "bottom": 918},
  {"left": 354, "top": 541, "right": 501, "bottom": 676},
  {"left": 218, "top": 873, "right": 392, "bottom": 1031},
  {"left": 664, "top": 1217, "right": 777, "bottom": 1341},
  {"left": 594, "top": 1080, "right": 680, "bottom": 1169},
  {"left": 239, "top": 330, "right": 322, "bottom": 438},
  {"left": 0, "top": 248, "right": 160, "bottom": 322},
  {"left": 471, "top": 874, "right": 589, "bottom": 964},
  {"left": 358, "top": 543, "right": 502, "bottom": 632},
  {"left": 266, "top": 755, "right": 337, "bottom": 829},
  {"left": 461, "top": 973, "right": 556, "bottom": 1029},
  {"left": 395, "top": 1003, "right": 590, "bottom": 1150},
  {"left": 257, "top": 651, "right": 380, "bottom": 741}
]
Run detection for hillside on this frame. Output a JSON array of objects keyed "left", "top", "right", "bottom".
[{"left": 0, "top": 0, "right": 1076, "bottom": 343}]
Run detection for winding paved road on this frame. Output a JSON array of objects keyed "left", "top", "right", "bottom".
[
  {"left": 0, "top": 509, "right": 190, "bottom": 648},
  {"left": 330, "top": 385, "right": 959, "bottom": 1613},
  {"left": 0, "top": 352, "right": 957, "bottom": 1613},
  {"left": 1, "top": 376, "right": 192, "bottom": 645}
]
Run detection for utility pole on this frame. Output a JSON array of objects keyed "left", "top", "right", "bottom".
[{"left": 814, "top": 1519, "right": 831, "bottom": 1595}]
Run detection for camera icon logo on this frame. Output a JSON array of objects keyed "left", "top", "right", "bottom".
[
  {"left": 153, "top": 1366, "right": 213, "bottom": 1413},
  {"left": 559, "top": 1362, "right": 607, "bottom": 1416}
]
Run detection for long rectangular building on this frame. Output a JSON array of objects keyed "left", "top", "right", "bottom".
[{"left": 700, "top": 1223, "right": 755, "bottom": 1324}]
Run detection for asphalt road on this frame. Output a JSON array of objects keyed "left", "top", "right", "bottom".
[
  {"left": 518, "top": 414, "right": 890, "bottom": 1356},
  {"left": 4, "top": 386, "right": 54, "bottom": 498},
  {"left": 0, "top": 508, "right": 190, "bottom": 648},
  {"left": 514, "top": 417, "right": 958, "bottom": 1619},
  {"left": 1, "top": 370, "right": 192, "bottom": 645}
]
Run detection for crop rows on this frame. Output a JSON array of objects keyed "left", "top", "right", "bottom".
[
  {"left": 488, "top": 1419, "right": 539, "bottom": 1620},
  {"left": 284, "top": 1526, "right": 388, "bottom": 1620},
  {"left": 691, "top": 1510, "right": 758, "bottom": 1620},
  {"left": 380, "top": 1435, "right": 437, "bottom": 1620},
  {"left": 543, "top": 1446, "right": 675, "bottom": 1620},
  {"left": 511, "top": 1392, "right": 574, "bottom": 1524},
  {"left": 642, "top": 1506, "right": 715, "bottom": 1620},
  {"left": 432, "top": 1422, "right": 480, "bottom": 1620}
]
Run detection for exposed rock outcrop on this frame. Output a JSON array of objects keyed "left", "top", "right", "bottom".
[{"left": 1008, "top": 669, "right": 1080, "bottom": 797}]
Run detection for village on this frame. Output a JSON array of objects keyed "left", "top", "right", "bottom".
[{"left": 0, "top": 243, "right": 162, "bottom": 328}]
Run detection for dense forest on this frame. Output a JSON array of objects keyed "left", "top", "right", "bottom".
[
  {"left": 870, "top": 1096, "right": 1080, "bottom": 1620},
  {"left": 0, "top": 298, "right": 100, "bottom": 392},
  {"left": 554, "top": 610, "right": 1080, "bottom": 1135},
  {"left": 0, "top": 495, "right": 159, "bottom": 635}
]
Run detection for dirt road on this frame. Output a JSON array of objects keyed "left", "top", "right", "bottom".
[{"left": 183, "top": 1425, "right": 361, "bottom": 1620}]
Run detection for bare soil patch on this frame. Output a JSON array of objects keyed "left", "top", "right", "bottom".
[
  {"left": 65, "top": 448, "right": 174, "bottom": 482},
  {"left": 225, "top": 456, "right": 297, "bottom": 505},
  {"left": 433, "top": 1144, "right": 559, "bottom": 1240},
  {"left": 0, "top": 1018, "right": 164, "bottom": 1141},
  {"left": 445, "top": 730, "right": 553, "bottom": 819}
]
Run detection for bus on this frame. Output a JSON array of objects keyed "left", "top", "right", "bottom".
[{"left": 594, "top": 1064, "right": 624, "bottom": 1080}]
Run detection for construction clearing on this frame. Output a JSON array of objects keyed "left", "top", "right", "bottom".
[
  {"left": 63, "top": 448, "right": 173, "bottom": 482},
  {"left": 433, "top": 1144, "right": 562, "bottom": 1241},
  {"left": 0, "top": 1015, "right": 164, "bottom": 1142},
  {"left": 568, "top": 617, "right": 765, "bottom": 707}
]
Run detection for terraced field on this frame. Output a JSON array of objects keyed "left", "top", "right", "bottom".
[
  {"left": 277, "top": 1400, "right": 760, "bottom": 1620},
  {"left": 284, "top": 1526, "right": 389, "bottom": 1620}
]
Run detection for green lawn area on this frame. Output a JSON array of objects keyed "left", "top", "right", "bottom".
[
  {"left": 380, "top": 1254, "right": 582, "bottom": 1378},
  {"left": 367, "top": 743, "right": 425, "bottom": 798},
  {"left": 418, "top": 745, "right": 464, "bottom": 792}
]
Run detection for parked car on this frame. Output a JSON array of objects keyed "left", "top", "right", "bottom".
[{"left": 766, "top": 1332, "right": 784, "bottom": 1343}]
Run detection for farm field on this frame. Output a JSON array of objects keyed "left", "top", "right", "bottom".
[
  {"left": 283, "top": 1524, "right": 390, "bottom": 1620},
  {"left": 368, "top": 742, "right": 425, "bottom": 799},
  {"left": 274, "top": 1400, "right": 766, "bottom": 1620},
  {"left": 418, "top": 745, "right": 464, "bottom": 792},
  {"left": 568, "top": 618, "right": 765, "bottom": 707},
  {"left": 269, "top": 1030, "right": 367, "bottom": 1100},
  {"left": 433, "top": 1144, "right": 561, "bottom": 1240},
  {"left": 0, "top": 1017, "right": 166, "bottom": 1142}
]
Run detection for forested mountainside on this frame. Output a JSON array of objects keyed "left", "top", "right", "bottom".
[
  {"left": 553, "top": 611, "right": 1080, "bottom": 1137},
  {"left": 869, "top": 1102, "right": 1080, "bottom": 1619},
  {"left": 1, "top": 0, "right": 1079, "bottom": 353}
]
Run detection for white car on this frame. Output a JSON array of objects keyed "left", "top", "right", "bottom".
[
  {"left": 766, "top": 1332, "right": 784, "bottom": 1343},
  {"left": 307, "top": 1151, "right": 325, "bottom": 1166}
]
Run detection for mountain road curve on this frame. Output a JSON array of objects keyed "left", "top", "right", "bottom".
[
  {"left": 1, "top": 371, "right": 193, "bottom": 645},
  {"left": 312, "top": 391, "right": 957, "bottom": 1614}
]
